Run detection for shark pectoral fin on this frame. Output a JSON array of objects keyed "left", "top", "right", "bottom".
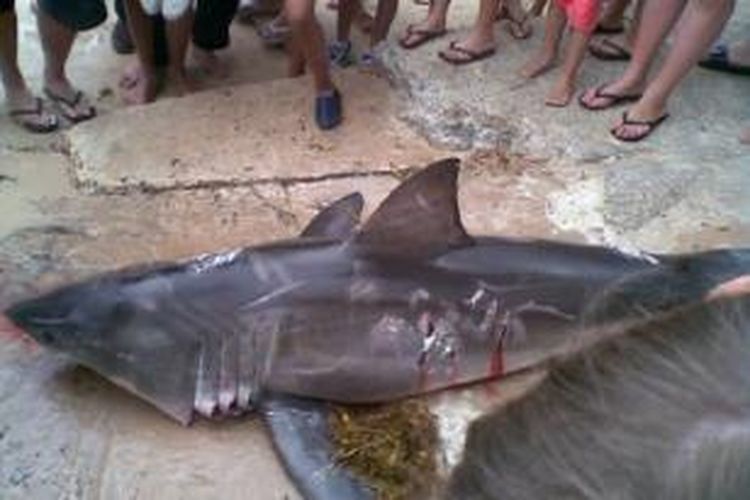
[
  {"left": 262, "top": 396, "right": 374, "bottom": 500},
  {"left": 301, "top": 192, "right": 365, "bottom": 240},
  {"left": 356, "top": 158, "right": 473, "bottom": 259}
]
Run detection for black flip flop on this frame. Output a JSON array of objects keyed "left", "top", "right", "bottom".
[
  {"left": 399, "top": 24, "right": 447, "bottom": 50},
  {"left": 611, "top": 111, "right": 670, "bottom": 143},
  {"left": 44, "top": 88, "right": 96, "bottom": 124},
  {"left": 9, "top": 97, "right": 59, "bottom": 133},
  {"left": 698, "top": 44, "right": 750, "bottom": 76},
  {"left": 593, "top": 23, "right": 625, "bottom": 35},
  {"left": 438, "top": 41, "right": 496, "bottom": 65},
  {"left": 579, "top": 84, "right": 642, "bottom": 111},
  {"left": 589, "top": 38, "right": 631, "bottom": 61}
]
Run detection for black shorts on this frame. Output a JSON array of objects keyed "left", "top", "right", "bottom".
[
  {"left": 0, "top": 0, "right": 14, "bottom": 14},
  {"left": 37, "top": 0, "right": 107, "bottom": 31}
]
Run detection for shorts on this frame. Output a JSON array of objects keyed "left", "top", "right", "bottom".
[
  {"left": 556, "top": 0, "right": 599, "bottom": 33},
  {"left": 0, "top": 0, "right": 14, "bottom": 14},
  {"left": 140, "top": 0, "right": 195, "bottom": 20},
  {"left": 37, "top": 0, "right": 107, "bottom": 31}
]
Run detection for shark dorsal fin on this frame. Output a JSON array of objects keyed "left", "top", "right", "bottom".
[
  {"left": 356, "top": 158, "right": 472, "bottom": 258},
  {"left": 300, "top": 192, "right": 364, "bottom": 239}
]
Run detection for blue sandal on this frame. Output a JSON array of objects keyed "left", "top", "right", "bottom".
[
  {"left": 699, "top": 43, "right": 750, "bottom": 76},
  {"left": 315, "top": 89, "right": 342, "bottom": 130}
]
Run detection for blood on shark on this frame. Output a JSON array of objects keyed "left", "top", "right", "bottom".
[{"left": 6, "top": 158, "right": 750, "bottom": 426}]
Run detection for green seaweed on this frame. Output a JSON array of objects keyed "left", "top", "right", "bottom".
[{"left": 329, "top": 400, "right": 440, "bottom": 500}]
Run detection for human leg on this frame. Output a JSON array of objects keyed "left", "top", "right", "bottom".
[
  {"left": 0, "top": 3, "right": 57, "bottom": 132},
  {"left": 165, "top": 6, "right": 194, "bottom": 95},
  {"left": 519, "top": 0, "right": 566, "bottom": 79},
  {"left": 611, "top": 0, "right": 735, "bottom": 141},
  {"left": 399, "top": 0, "right": 449, "bottom": 49},
  {"left": 438, "top": 0, "right": 498, "bottom": 65},
  {"left": 589, "top": 0, "right": 643, "bottom": 61},
  {"left": 122, "top": 0, "right": 158, "bottom": 104},
  {"left": 370, "top": 0, "right": 398, "bottom": 46},
  {"left": 580, "top": 0, "right": 684, "bottom": 109},
  {"left": 36, "top": 1, "right": 99, "bottom": 121},
  {"left": 546, "top": 29, "right": 591, "bottom": 106},
  {"left": 286, "top": 0, "right": 341, "bottom": 129}
]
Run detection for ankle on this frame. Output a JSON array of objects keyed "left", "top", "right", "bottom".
[
  {"left": 1, "top": 72, "right": 27, "bottom": 96},
  {"left": 636, "top": 90, "right": 667, "bottom": 115},
  {"left": 43, "top": 69, "right": 68, "bottom": 89}
]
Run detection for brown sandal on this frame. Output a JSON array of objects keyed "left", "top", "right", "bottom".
[
  {"left": 44, "top": 88, "right": 96, "bottom": 124},
  {"left": 9, "top": 97, "right": 59, "bottom": 133},
  {"left": 399, "top": 24, "right": 447, "bottom": 50},
  {"left": 579, "top": 84, "right": 642, "bottom": 111},
  {"left": 611, "top": 111, "right": 670, "bottom": 142},
  {"left": 438, "top": 41, "right": 497, "bottom": 65}
]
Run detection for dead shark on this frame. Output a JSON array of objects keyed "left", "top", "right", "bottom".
[{"left": 5, "top": 158, "right": 750, "bottom": 499}]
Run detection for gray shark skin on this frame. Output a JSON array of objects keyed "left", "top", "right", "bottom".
[{"left": 5, "top": 158, "right": 750, "bottom": 428}]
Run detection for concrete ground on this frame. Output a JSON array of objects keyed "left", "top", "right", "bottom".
[{"left": 1, "top": 0, "right": 749, "bottom": 498}]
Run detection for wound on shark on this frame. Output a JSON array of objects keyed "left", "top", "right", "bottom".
[{"left": 5, "top": 158, "right": 750, "bottom": 499}]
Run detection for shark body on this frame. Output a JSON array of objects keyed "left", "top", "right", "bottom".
[{"left": 6, "top": 158, "right": 750, "bottom": 499}]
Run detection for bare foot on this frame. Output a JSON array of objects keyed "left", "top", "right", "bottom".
[
  {"left": 165, "top": 66, "right": 194, "bottom": 97},
  {"left": 119, "top": 61, "right": 142, "bottom": 90},
  {"left": 191, "top": 47, "right": 229, "bottom": 79},
  {"left": 122, "top": 65, "right": 158, "bottom": 105},
  {"left": 519, "top": 49, "right": 556, "bottom": 79},
  {"left": 545, "top": 77, "right": 575, "bottom": 107}
]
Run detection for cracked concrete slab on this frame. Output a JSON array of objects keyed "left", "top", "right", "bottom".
[{"left": 66, "top": 71, "right": 441, "bottom": 193}]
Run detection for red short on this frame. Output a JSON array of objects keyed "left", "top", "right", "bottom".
[{"left": 556, "top": 0, "right": 599, "bottom": 33}]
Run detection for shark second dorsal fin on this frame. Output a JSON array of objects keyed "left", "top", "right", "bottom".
[
  {"left": 356, "top": 158, "right": 473, "bottom": 258},
  {"left": 300, "top": 192, "right": 365, "bottom": 240}
]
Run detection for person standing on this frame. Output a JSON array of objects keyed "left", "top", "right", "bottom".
[{"left": 1, "top": 0, "right": 57, "bottom": 132}]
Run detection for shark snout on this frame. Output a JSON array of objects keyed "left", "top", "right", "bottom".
[{"left": 5, "top": 294, "right": 77, "bottom": 347}]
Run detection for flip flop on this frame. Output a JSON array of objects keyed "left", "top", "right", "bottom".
[
  {"left": 8, "top": 97, "right": 59, "bottom": 133},
  {"left": 399, "top": 24, "right": 447, "bottom": 50},
  {"left": 44, "top": 88, "right": 96, "bottom": 124},
  {"left": 315, "top": 89, "right": 342, "bottom": 130},
  {"left": 698, "top": 44, "right": 750, "bottom": 76},
  {"left": 438, "top": 41, "right": 496, "bottom": 65},
  {"left": 611, "top": 111, "right": 670, "bottom": 143},
  {"left": 579, "top": 84, "right": 642, "bottom": 111},
  {"left": 589, "top": 38, "right": 631, "bottom": 61},
  {"left": 593, "top": 23, "right": 625, "bottom": 35}
]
